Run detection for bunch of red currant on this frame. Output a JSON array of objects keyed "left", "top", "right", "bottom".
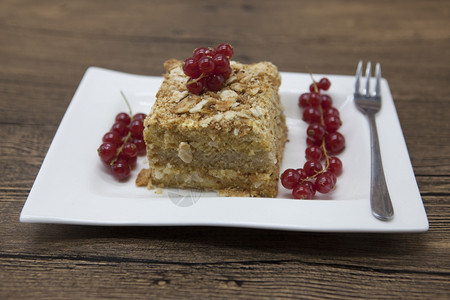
[
  {"left": 280, "top": 77, "right": 345, "bottom": 199},
  {"left": 183, "top": 43, "right": 234, "bottom": 94},
  {"left": 97, "top": 93, "right": 147, "bottom": 180}
]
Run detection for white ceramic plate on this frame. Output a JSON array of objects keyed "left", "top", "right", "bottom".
[{"left": 20, "top": 67, "right": 428, "bottom": 232}]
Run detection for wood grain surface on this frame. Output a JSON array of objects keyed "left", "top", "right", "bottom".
[{"left": 1, "top": 0, "right": 449, "bottom": 299}]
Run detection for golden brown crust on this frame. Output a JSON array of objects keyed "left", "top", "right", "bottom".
[
  {"left": 142, "top": 59, "right": 287, "bottom": 197},
  {"left": 135, "top": 168, "right": 151, "bottom": 187}
]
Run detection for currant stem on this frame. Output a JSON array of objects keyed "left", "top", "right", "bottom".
[
  {"left": 110, "top": 131, "right": 132, "bottom": 165},
  {"left": 120, "top": 90, "right": 133, "bottom": 117},
  {"left": 306, "top": 67, "right": 320, "bottom": 93}
]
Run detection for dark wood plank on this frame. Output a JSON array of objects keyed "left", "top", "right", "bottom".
[{"left": 1, "top": 0, "right": 449, "bottom": 299}]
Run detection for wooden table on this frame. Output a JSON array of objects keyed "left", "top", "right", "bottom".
[{"left": 1, "top": 1, "right": 449, "bottom": 298}]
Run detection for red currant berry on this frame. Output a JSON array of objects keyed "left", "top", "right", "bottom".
[
  {"left": 186, "top": 77, "right": 205, "bottom": 94},
  {"left": 193, "top": 47, "right": 214, "bottom": 60},
  {"left": 215, "top": 43, "right": 234, "bottom": 58},
  {"left": 325, "top": 132, "right": 346, "bottom": 153},
  {"left": 322, "top": 170, "right": 337, "bottom": 186},
  {"left": 111, "top": 122, "right": 129, "bottom": 137},
  {"left": 133, "top": 138, "right": 146, "bottom": 156},
  {"left": 298, "top": 93, "right": 310, "bottom": 108},
  {"left": 320, "top": 94, "right": 333, "bottom": 109},
  {"left": 302, "top": 106, "right": 321, "bottom": 124},
  {"left": 324, "top": 114, "right": 341, "bottom": 132},
  {"left": 309, "top": 92, "right": 321, "bottom": 107},
  {"left": 130, "top": 119, "right": 144, "bottom": 139},
  {"left": 110, "top": 161, "right": 131, "bottom": 181},
  {"left": 323, "top": 107, "right": 340, "bottom": 118},
  {"left": 205, "top": 73, "right": 225, "bottom": 92},
  {"left": 183, "top": 57, "right": 201, "bottom": 78},
  {"left": 318, "top": 78, "right": 331, "bottom": 91},
  {"left": 116, "top": 152, "right": 138, "bottom": 170},
  {"left": 102, "top": 131, "right": 121, "bottom": 146},
  {"left": 314, "top": 173, "right": 334, "bottom": 194},
  {"left": 122, "top": 142, "right": 138, "bottom": 158},
  {"left": 221, "top": 66, "right": 232, "bottom": 80},
  {"left": 302, "top": 181, "right": 316, "bottom": 196},
  {"left": 303, "top": 160, "right": 323, "bottom": 176},
  {"left": 328, "top": 156, "right": 343, "bottom": 176},
  {"left": 280, "top": 168, "right": 301, "bottom": 189},
  {"left": 98, "top": 142, "right": 117, "bottom": 163},
  {"left": 213, "top": 54, "right": 230, "bottom": 74},
  {"left": 115, "top": 112, "right": 131, "bottom": 125},
  {"left": 309, "top": 83, "right": 318, "bottom": 93},
  {"left": 306, "top": 136, "right": 322, "bottom": 147},
  {"left": 305, "top": 145, "right": 324, "bottom": 161},
  {"left": 307, "top": 123, "right": 326, "bottom": 141},
  {"left": 295, "top": 168, "right": 308, "bottom": 181},
  {"left": 198, "top": 56, "right": 215, "bottom": 74},
  {"left": 292, "top": 182, "right": 315, "bottom": 200},
  {"left": 133, "top": 113, "right": 147, "bottom": 121}
]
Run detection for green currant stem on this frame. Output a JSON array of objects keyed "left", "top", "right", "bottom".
[
  {"left": 188, "top": 73, "right": 206, "bottom": 84},
  {"left": 120, "top": 90, "right": 133, "bottom": 117},
  {"left": 110, "top": 131, "right": 132, "bottom": 165},
  {"left": 299, "top": 103, "right": 331, "bottom": 184},
  {"left": 306, "top": 67, "right": 320, "bottom": 93}
]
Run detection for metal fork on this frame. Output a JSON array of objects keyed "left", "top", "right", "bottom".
[{"left": 354, "top": 61, "right": 394, "bottom": 221}]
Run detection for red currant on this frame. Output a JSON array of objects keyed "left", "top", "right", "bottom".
[
  {"left": 302, "top": 181, "right": 316, "bottom": 196},
  {"left": 122, "top": 142, "right": 138, "bottom": 159},
  {"left": 318, "top": 78, "right": 331, "bottom": 91},
  {"left": 213, "top": 54, "right": 230, "bottom": 74},
  {"left": 186, "top": 77, "right": 205, "bottom": 94},
  {"left": 320, "top": 94, "right": 333, "bottom": 109},
  {"left": 183, "top": 57, "right": 201, "bottom": 78},
  {"left": 133, "top": 113, "right": 147, "bottom": 121},
  {"left": 303, "top": 106, "right": 321, "bottom": 124},
  {"left": 98, "top": 142, "right": 117, "bottom": 163},
  {"left": 328, "top": 156, "right": 343, "bottom": 175},
  {"left": 295, "top": 168, "right": 308, "bottom": 181},
  {"left": 306, "top": 136, "right": 322, "bottom": 147},
  {"left": 314, "top": 173, "right": 334, "bottom": 194},
  {"left": 193, "top": 47, "right": 214, "bottom": 60},
  {"left": 221, "top": 66, "right": 232, "bottom": 80},
  {"left": 303, "top": 160, "right": 323, "bottom": 176},
  {"left": 102, "top": 131, "right": 121, "bottom": 146},
  {"left": 292, "top": 182, "right": 315, "bottom": 200},
  {"left": 280, "top": 168, "right": 301, "bottom": 189},
  {"left": 133, "top": 138, "right": 146, "bottom": 156},
  {"left": 115, "top": 112, "right": 131, "bottom": 125},
  {"left": 205, "top": 74, "right": 225, "bottom": 92},
  {"left": 215, "top": 43, "right": 233, "bottom": 58},
  {"left": 130, "top": 119, "right": 144, "bottom": 139},
  {"left": 198, "top": 56, "right": 215, "bottom": 74},
  {"left": 111, "top": 122, "right": 129, "bottom": 137},
  {"left": 298, "top": 93, "right": 310, "bottom": 108},
  {"left": 110, "top": 161, "right": 131, "bottom": 180},
  {"left": 325, "top": 132, "right": 346, "bottom": 153},
  {"left": 324, "top": 114, "right": 341, "bottom": 132},
  {"left": 323, "top": 107, "right": 340, "bottom": 118},
  {"left": 305, "top": 145, "right": 323, "bottom": 161},
  {"left": 309, "top": 92, "right": 321, "bottom": 107},
  {"left": 307, "top": 123, "right": 326, "bottom": 141}
]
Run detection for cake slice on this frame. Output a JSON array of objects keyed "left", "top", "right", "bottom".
[{"left": 142, "top": 59, "right": 287, "bottom": 197}]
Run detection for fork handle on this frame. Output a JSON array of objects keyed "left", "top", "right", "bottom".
[{"left": 367, "top": 112, "right": 394, "bottom": 221}]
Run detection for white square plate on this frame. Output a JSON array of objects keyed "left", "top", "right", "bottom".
[{"left": 20, "top": 67, "right": 428, "bottom": 232}]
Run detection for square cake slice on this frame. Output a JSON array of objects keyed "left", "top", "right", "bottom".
[{"left": 143, "top": 59, "right": 287, "bottom": 197}]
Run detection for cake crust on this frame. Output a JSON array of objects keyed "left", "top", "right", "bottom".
[{"left": 143, "top": 59, "right": 287, "bottom": 197}]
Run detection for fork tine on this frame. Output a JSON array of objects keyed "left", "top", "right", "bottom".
[
  {"left": 374, "top": 62, "right": 381, "bottom": 98},
  {"left": 364, "top": 61, "right": 372, "bottom": 97},
  {"left": 355, "top": 60, "right": 363, "bottom": 94}
]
